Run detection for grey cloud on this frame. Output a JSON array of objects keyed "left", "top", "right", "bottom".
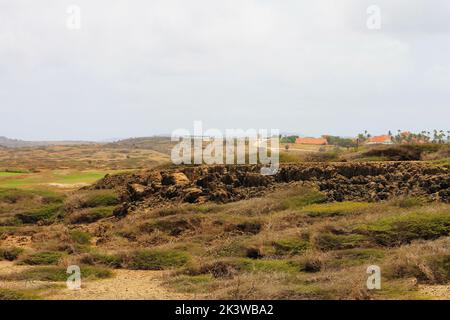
[{"left": 0, "top": 0, "right": 449, "bottom": 140}]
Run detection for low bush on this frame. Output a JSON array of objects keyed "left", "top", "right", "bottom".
[
  {"left": 0, "top": 247, "right": 24, "bottom": 261},
  {"left": 80, "top": 190, "right": 119, "bottom": 208},
  {"left": 301, "top": 202, "right": 372, "bottom": 217},
  {"left": 354, "top": 211, "right": 450, "bottom": 246},
  {"left": 273, "top": 239, "right": 309, "bottom": 255},
  {"left": 124, "top": 249, "right": 190, "bottom": 270},
  {"left": 15, "top": 204, "right": 62, "bottom": 224},
  {"left": 67, "top": 206, "right": 115, "bottom": 224},
  {"left": 313, "top": 233, "right": 368, "bottom": 251},
  {"left": 79, "top": 252, "right": 123, "bottom": 268},
  {"left": 283, "top": 191, "right": 327, "bottom": 209},
  {"left": 237, "top": 258, "right": 300, "bottom": 274},
  {"left": 20, "top": 251, "right": 65, "bottom": 265},
  {"left": 0, "top": 289, "right": 39, "bottom": 300},
  {"left": 389, "top": 197, "right": 427, "bottom": 208},
  {"left": 70, "top": 230, "right": 92, "bottom": 245},
  {"left": 0, "top": 266, "right": 112, "bottom": 282}
]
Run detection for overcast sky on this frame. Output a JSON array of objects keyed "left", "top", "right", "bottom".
[{"left": 1, "top": 0, "right": 449, "bottom": 141}]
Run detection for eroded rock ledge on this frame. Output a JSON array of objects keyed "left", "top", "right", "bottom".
[{"left": 91, "top": 162, "right": 450, "bottom": 215}]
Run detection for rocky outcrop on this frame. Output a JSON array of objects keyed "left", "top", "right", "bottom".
[{"left": 90, "top": 162, "right": 450, "bottom": 216}]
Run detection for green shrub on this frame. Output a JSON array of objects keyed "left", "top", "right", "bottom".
[
  {"left": 389, "top": 197, "right": 427, "bottom": 208},
  {"left": 386, "top": 254, "right": 450, "bottom": 284},
  {"left": 1, "top": 266, "right": 112, "bottom": 282},
  {"left": 20, "top": 251, "right": 65, "bottom": 265},
  {"left": 15, "top": 204, "right": 62, "bottom": 224},
  {"left": 354, "top": 211, "right": 450, "bottom": 246},
  {"left": 81, "top": 252, "right": 123, "bottom": 268},
  {"left": 125, "top": 249, "right": 190, "bottom": 270},
  {"left": 302, "top": 202, "right": 372, "bottom": 217},
  {"left": 283, "top": 191, "right": 327, "bottom": 209},
  {"left": 0, "top": 189, "right": 63, "bottom": 205},
  {"left": 68, "top": 206, "right": 115, "bottom": 224},
  {"left": 0, "top": 247, "right": 24, "bottom": 261},
  {"left": 313, "top": 233, "right": 368, "bottom": 251},
  {"left": 238, "top": 258, "right": 300, "bottom": 274},
  {"left": 273, "top": 239, "right": 309, "bottom": 255},
  {"left": 330, "top": 248, "right": 385, "bottom": 267},
  {"left": 0, "top": 289, "right": 39, "bottom": 300},
  {"left": 70, "top": 230, "right": 92, "bottom": 245},
  {"left": 82, "top": 190, "right": 119, "bottom": 208},
  {"left": 167, "top": 274, "right": 213, "bottom": 293}
]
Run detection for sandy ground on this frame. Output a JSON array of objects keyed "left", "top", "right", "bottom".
[
  {"left": 419, "top": 285, "right": 450, "bottom": 300},
  {"left": 0, "top": 261, "right": 193, "bottom": 300},
  {"left": 48, "top": 269, "right": 193, "bottom": 300}
]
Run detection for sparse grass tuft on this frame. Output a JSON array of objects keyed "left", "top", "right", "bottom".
[
  {"left": 20, "top": 251, "right": 65, "bottom": 265},
  {"left": 67, "top": 206, "right": 115, "bottom": 224},
  {"left": 0, "top": 266, "right": 113, "bottom": 282},
  {"left": 283, "top": 191, "right": 327, "bottom": 209},
  {"left": 79, "top": 252, "right": 123, "bottom": 268},
  {"left": 15, "top": 204, "right": 62, "bottom": 224},
  {"left": 313, "top": 233, "right": 368, "bottom": 251},
  {"left": 70, "top": 230, "right": 92, "bottom": 245},
  {"left": 273, "top": 239, "right": 310, "bottom": 255},
  {"left": 124, "top": 249, "right": 190, "bottom": 270},
  {"left": 79, "top": 190, "right": 119, "bottom": 208},
  {"left": 238, "top": 258, "right": 300, "bottom": 274},
  {"left": 354, "top": 210, "right": 450, "bottom": 246},
  {"left": 0, "top": 247, "right": 24, "bottom": 261},
  {"left": 389, "top": 197, "right": 427, "bottom": 208},
  {"left": 301, "top": 202, "right": 372, "bottom": 217},
  {"left": 0, "top": 289, "right": 39, "bottom": 300}
]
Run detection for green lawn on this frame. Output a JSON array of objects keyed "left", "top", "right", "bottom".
[
  {"left": 0, "top": 170, "right": 121, "bottom": 190},
  {"left": 0, "top": 172, "right": 24, "bottom": 177}
]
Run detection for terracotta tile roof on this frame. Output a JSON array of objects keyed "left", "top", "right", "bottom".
[
  {"left": 366, "top": 135, "right": 392, "bottom": 143},
  {"left": 295, "top": 137, "right": 328, "bottom": 145}
]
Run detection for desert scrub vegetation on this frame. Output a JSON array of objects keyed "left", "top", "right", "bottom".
[
  {"left": 312, "top": 233, "right": 369, "bottom": 251},
  {"left": 66, "top": 206, "right": 115, "bottom": 224},
  {"left": 383, "top": 238, "right": 450, "bottom": 285},
  {"left": 15, "top": 204, "right": 63, "bottom": 224},
  {"left": 300, "top": 201, "right": 374, "bottom": 217},
  {"left": 0, "top": 289, "right": 39, "bottom": 300},
  {"left": 352, "top": 210, "right": 450, "bottom": 246},
  {"left": 272, "top": 238, "right": 310, "bottom": 256},
  {"left": 0, "top": 189, "right": 63, "bottom": 206},
  {"left": 19, "top": 251, "right": 66, "bottom": 265},
  {"left": 0, "top": 266, "right": 112, "bottom": 282},
  {"left": 388, "top": 196, "right": 427, "bottom": 208},
  {"left": 69, "top": 230, "right": 91, "bottom": 245},
  {"left": 64, "top": 189, "right": 119, "bottom": 211},
  {"left": 78, "top": 252, "right": 124, "bottom": 268},
  {"left": 282, "top": 190, "right": 327, "bottom": 210},
  {"left": 0, "top": 247, "right": 24, "bottom": 261},
  {"left": 62, "top": 189, "right": 119, "bottom": 224},
  {"left": 123, "top": 249, "right": 190, "bottom": 270}
]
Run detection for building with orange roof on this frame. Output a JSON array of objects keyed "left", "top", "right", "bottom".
[{"left": 365, "top": 135, "right": 393, "bottom": 145}]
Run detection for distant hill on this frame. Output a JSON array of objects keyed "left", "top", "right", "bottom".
[
  {"left": 0, "top": 136, "right": 94, "bottom": 148},
  {"left": 106, "top": 136, "right": 176, "bottom": 155}
]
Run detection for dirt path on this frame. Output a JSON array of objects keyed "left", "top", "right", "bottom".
[
  {"left": 0, "top": 261, "right": 194, "bottom": 300},
  {"left": 47, "top": 269, "right": 194, "bottom": 300}
]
